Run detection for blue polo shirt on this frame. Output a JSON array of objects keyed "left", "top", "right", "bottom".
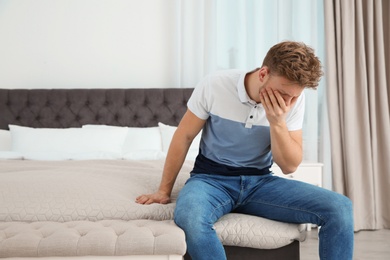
[{"left": 187, "top": 69, "right": 305, "bottom": 176}]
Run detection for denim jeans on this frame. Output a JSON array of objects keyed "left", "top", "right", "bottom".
[{"left": 174, "top": 173, "right": 354, "bottom": 260}]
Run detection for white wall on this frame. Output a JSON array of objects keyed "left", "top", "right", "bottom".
[{"left": 0, "top": 0, "right": 177, "bottom": 89}]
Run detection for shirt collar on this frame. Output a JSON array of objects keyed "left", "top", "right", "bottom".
[{"left": 237, "top": 68, "right": 260, "bottom": 104}]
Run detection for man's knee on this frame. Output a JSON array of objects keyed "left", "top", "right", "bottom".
[{"left": 329, "top": 194, "right": 354, "bottom": 229}]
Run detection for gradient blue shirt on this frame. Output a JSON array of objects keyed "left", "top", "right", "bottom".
[{"left": 188, "top": 69, "right": 305, "bottom": 175}]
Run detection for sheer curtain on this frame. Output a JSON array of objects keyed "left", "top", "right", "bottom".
[{"left": 173, "top": 0, "right": 329, "bottom": 185}]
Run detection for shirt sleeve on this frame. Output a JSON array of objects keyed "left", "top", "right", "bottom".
[
  {"left": 285, "top": 91, "right": 305, "bottom": 131},
  {"left": 187, "top": 75, "right": 211, "bottom": 120}
]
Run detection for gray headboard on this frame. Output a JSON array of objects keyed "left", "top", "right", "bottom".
[{"left": 0, "top": 88, "right": 194, "bottom": 130}]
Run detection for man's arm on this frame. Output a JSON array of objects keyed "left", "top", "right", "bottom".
[
  {"left": 260, "top": 88, "right": 303, "bottom": 174},
  {"left": 136, "top": 109, "right": 206, "bottom": 204},
  {"left": 269, "top": 126, "right": 302, "bottom": 174}
]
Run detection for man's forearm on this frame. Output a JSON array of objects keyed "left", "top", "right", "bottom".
[
  {"left": 270, "top": 123, "right": 303, "bottom": 174},
  {"left": 158, "top": 132, "right": 192, "bottom": 196}
]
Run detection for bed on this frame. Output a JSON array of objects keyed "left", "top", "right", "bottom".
[{"left": 0, "top": 88, "right": 305, "bottom": 259}]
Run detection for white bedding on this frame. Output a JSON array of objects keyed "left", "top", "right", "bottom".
[
  {"left": 2, "top": 124, "right": 201, "bottom": 161},
  {"left": 0, "top": 160, "right": 192, "bottom": 222}
]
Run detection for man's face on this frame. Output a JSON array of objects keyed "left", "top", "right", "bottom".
[{"left": 260, "top": 74, "right": 303, "bottom": 106}]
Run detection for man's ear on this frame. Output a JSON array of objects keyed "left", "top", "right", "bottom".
[{"left": 258, "top": 66, "right": 269, "bottom": 83}]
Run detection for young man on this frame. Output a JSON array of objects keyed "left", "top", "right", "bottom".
[{"left": 136, "top": 41, "right": 354, "bottom": 260}]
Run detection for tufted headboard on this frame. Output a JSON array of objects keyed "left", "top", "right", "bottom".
[{"left": 0, "top": 88, "right": 194, "bottom": 130}]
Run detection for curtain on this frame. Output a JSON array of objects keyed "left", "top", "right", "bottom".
[
  {"left": 324, "top": 0, "right": 390, "bottom": 230},
  {"left": 174, "top": 0, "right": 328, "bottom": 174}
]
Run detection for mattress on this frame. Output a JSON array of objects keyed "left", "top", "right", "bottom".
[{"left": 0, "top": 159, "right": 305, "bottom": 257}]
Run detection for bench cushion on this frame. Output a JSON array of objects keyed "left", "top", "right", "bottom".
[{"left": 0, "top": 220, "right": 186, "bottom": 257}]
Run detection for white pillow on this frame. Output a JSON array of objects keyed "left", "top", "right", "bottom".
[
  {"left": 82, "top": 125, "right": 162, "bottom": 155},
  {"left": 0, "top": 130, "right": 12, "bottom": 151},
  {"left": 9, "top": 125, "right": 128, "bottom": 158},
  {"left": 158, "top": 122, "right": 201, "bottom": 160},
  {"left": 158, "top": 122, "right": 176, "bottom": 154},
  {"left": 21, "top": 151, "right": 122, "bottom": 161}
]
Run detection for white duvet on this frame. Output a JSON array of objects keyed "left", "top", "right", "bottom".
[{"left": 0, "top": 160, "right": 192, "bottom": 222}]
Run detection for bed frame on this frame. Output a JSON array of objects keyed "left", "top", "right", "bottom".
[{"left": 0, "top": 88, "right": 300, "bottom": 260}]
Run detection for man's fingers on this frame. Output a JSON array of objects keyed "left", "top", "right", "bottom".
[
  {"left": 260, "top": 90, "right": 271, "bottom": 110},
  {"left": 266, "top": 88, "right": 278, "bottom": 105},
  {"left": 136, "top": 194, "right": 153, "bottom": 204},
  {"left": 273, "top": 90, "right": 287, "bottom": 110},
  {"left": 136, "top": 194, "right": 170, "bottom": 205},
  {"left": 145, "top": 198, "right": 154, "bottom": 205}
]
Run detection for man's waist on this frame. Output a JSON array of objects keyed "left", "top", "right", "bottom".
[{"left": 191, "top": 153, "right": 271, "bottom": 176}]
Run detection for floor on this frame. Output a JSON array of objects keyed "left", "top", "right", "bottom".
[{"left": 300, "top": 228, "right": 390, "bottom": 260}]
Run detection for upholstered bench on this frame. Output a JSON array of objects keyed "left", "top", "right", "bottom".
[
  {"left": 0, "top": 214, "right": 305, "bottom": 259},
  {"left": 0, "top": 220, "right": 186, "bottom": 258}
]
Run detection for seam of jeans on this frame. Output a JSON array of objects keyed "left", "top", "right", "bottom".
[
  {"left": 236, "top": 176, "right": 245, "bottom": 205},
  {"left": 209, "top": 199, "right": 233, "bottom": 220}
]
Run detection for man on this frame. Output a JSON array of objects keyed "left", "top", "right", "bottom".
[{"left": 136, "top": 41, "right": 354, "bottom": 260}]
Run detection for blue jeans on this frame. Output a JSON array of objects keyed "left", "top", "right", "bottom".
[{"left": 174, "top": 173, "right": 354, "bottom": 260}]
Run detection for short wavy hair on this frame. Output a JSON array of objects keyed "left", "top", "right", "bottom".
[{"left": 261, "top": 41, "right": 323, "bottom": 89}]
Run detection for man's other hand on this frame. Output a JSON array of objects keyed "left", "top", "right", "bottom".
[{"left": 135, "top": 191, "right": 171, "bottom": 205}]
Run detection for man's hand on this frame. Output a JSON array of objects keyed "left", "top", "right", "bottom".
[
  {"left": 259, "top": 87, "right": 303, "bottom": 174},
  {"left": 135, "top": 191, "right": 171, "bottom": 205},
  {"left": 259, "top": 88, "right": 297, "bottom": 125}
]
